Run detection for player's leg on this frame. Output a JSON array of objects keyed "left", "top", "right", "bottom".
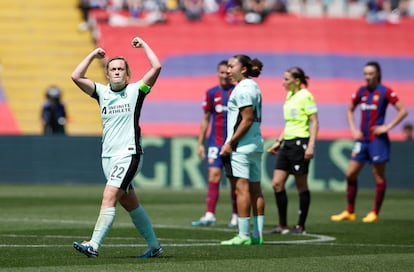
[
  {"left": 292, "top": 173, "right": 309, "bottom": 234},
  {"left": 73, "top": 183, "right": 119, "bottom": 258},
  {"left": 192, "top": 146, "right": 222, "bottom": 226},
  {"left": 221, "top": 153, "right": 252, "bottom": 245},
  {"left": 120, "top": 188, "right": 163, "bottom": 258},
  {"left": 331, "top": 141, "right": 367, "bottom": 222},
  {"left": 362, "top": 162, "right": 386, "bottom": 223},
  {"left": 267, "top": 169, "right": 290, "bottom": 234},
  {"left": 331, "top": 160, "right": 364, "bottom": 221},
  {"left": 228, "top": 176, "right": 238, "bottom": 227},
  {"left": 268, "top": 143, "right": 291, "bottom": 233},
  {"left": 249, "top": 153, "right": 264, "bottom": 244},
  {"left": 73, "top": 156, "right": 126, "bottom": 257},
  {"left": 362, "top": 138, "right": 390, "bottom": 223}
]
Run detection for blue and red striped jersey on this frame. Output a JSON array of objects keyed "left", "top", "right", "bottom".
[
  {"left": 202, "top": 84, "right": 235, "bottom": 146},
  {"left": 351, "top": 84, "right": 399, "bottom": 141}
]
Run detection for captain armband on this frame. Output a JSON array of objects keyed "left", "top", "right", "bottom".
[{"left": 138, "top": 80, "right": 151, "bottom": 94}]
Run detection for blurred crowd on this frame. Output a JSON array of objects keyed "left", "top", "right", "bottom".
[{"left": 77, "top": 0, "right": 414, "bottom": 30}]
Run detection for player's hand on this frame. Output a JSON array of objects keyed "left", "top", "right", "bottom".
[
  {"left": 372, "top": 125, "right": 388, "bottom": 135},
  {"left": 131, "top": 37, "right": 145, "bottom": 48},
  {"left": 304, "top": 148, "right": 314, "bottom": 161},
  {"left": 93, "top": 48, "right": 106, "bottom": 59},
  {"left": 219, "top": 143, "right": 232, "bottom": 157},
  {"left": 267, "top": 142, "right": 280, "bottom": 154},
  {"left": 351, "top": 129, "right": 363, "bottom": 140},
  {"left": 198, "top": 145, "right": 206, "bottom": 160}
]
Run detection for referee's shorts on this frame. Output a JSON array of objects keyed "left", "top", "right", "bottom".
[{"left": 275, "top": 138, "right": 310, "bottom": 175}]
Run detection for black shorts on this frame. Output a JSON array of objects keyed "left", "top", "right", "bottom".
[{"left": 275, "top": 138, "right": 310, "bottom": 175}]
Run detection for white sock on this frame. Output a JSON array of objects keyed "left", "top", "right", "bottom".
[
  {"left": 90, "top": 207, "right": 116, "bottom": 250},
  {"left": 238, "top": 217, "right": 250, "bottom": 238},
  {"left": 253, "top": 215, "right": 264, "bottom": 238}
]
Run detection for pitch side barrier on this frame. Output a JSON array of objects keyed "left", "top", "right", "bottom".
[{"left": 0, "top": 136, "right": 412, "bottom": 190}]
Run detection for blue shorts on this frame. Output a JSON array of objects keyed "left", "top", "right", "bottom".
[
  {"left": 351, "top": 137, "right": 390, "bottom": 164},
  {"left": 207, "top": 144, "right": 224, "bottom": 168}
]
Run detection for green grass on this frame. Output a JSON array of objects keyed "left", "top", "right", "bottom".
[{"left": 0, "top": 184, "right": 413, "bottom": 271}]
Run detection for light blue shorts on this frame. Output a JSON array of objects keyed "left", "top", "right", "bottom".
[
  {"left": 102, "top": 154, "right": 143, "bottom": 191},
  {"left": 224, "top": 152, "right": 262, "bottom": 182}
]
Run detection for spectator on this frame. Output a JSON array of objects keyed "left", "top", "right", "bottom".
[
  {"left": 78, "top": 0, "right": 108, "bottom": 31},
  {"left": 108, "top": 0, "right": 166, "bottom": 26},
  {"left": 402, "top": 123, "right": 413, "bottom": 141},
  {"left": 182, "top": 0, "right": 205, "bottom": 21},
  {"left": 365, "top": 0, "right": 389, "bottom": 23},
  {"left": 41, "top": 86, "right": 67, "bottom": 135},
  {"left": 242, "top": 0, "right": 277, "bottom": 24}
]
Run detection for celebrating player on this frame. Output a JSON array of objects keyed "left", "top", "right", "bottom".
[{"left": 71, "top": 37, "right": 163, "bottom": 258}]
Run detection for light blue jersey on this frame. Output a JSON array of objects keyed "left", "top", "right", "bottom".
[
  {"left": 93, "top": 81, "right": 150, "bottom": 157},
  {"left": 226, "top": 78, "right": 263, "bottom": 154}
]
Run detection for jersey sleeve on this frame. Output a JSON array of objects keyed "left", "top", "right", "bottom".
[
  {"left": 235, "top": 81, "right": 254, "bottom": 108},
  {"left": 351, "top": 87, "right": 362, "bottom": 105},
  {"left": 202, "top": 90, "right": 212, "bottom": 112},
  {"left": 303, "top": 91, "right": 318, "bottom": 115},
  {"left": 385, "top": 87, "right": 399, "bottom": 104}
]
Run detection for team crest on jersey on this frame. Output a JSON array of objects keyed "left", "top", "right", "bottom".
[
  {"left": 121, "top": 92, "right": 128, "bottom": 99},
  {"left": 373, "top": 94, "right": 379, "bottom": 101}
]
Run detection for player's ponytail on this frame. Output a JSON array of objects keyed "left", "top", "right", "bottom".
[{"left": 233, "top": 54, "right": 263, "bottom": 78}]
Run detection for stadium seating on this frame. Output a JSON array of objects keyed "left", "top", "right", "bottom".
[{"left": 0, "top": 0, "right": 105, "bottom": 135}]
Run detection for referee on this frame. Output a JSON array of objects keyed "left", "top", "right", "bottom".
[{"left": 267, "top": 67, "right": 319, "bottom": 235}]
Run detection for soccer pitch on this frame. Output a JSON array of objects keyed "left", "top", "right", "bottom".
[{"left": 0, "top": 184, "right": 413, "bottom": 272}]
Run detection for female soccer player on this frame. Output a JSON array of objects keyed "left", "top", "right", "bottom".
[
  {"left": 220, "top": 54, "right": 265, "bottom": 245},
  {"left": 331, "top": 61, "right": 407, "bottom": 223},
  {"left": 267, "top": 67, "right": 319, "bottom": 235},
  {"left": 71, "top": 37, "right": 163, "bottom": 258},
  {"left": 192, "top": 60, "right": 238, "bottom": 228}
]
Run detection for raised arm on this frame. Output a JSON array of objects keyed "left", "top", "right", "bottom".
[
  {"left": 71, "top": 48, "right": 106, "bottom": 96},
  {"left": 131, "top": 37, "right": 162, "bottom": 87}
]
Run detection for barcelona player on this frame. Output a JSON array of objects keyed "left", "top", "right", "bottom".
[
  {"left": 192, "top": 60, "right": 238, "bottom": 227},
  {"left": 331, "top": 61, "right": 407, "bottom": 223}
]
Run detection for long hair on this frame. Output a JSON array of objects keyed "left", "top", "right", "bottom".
[{"left": 232, "top": 54, "right": 263, "bottom": 78}]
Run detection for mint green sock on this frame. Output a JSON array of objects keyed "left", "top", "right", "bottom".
[
  {"left": 90, "top": 207, "right": 116, "bottom": 250},
  {"left": 130, "top": 205, "right": 160, "bottom": 248},
  {"left": 238, "top": 217, "right": 250, "bottom": 238},
  {"left": 253, "top": 215, "right": 264, "bottom": 238}
]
